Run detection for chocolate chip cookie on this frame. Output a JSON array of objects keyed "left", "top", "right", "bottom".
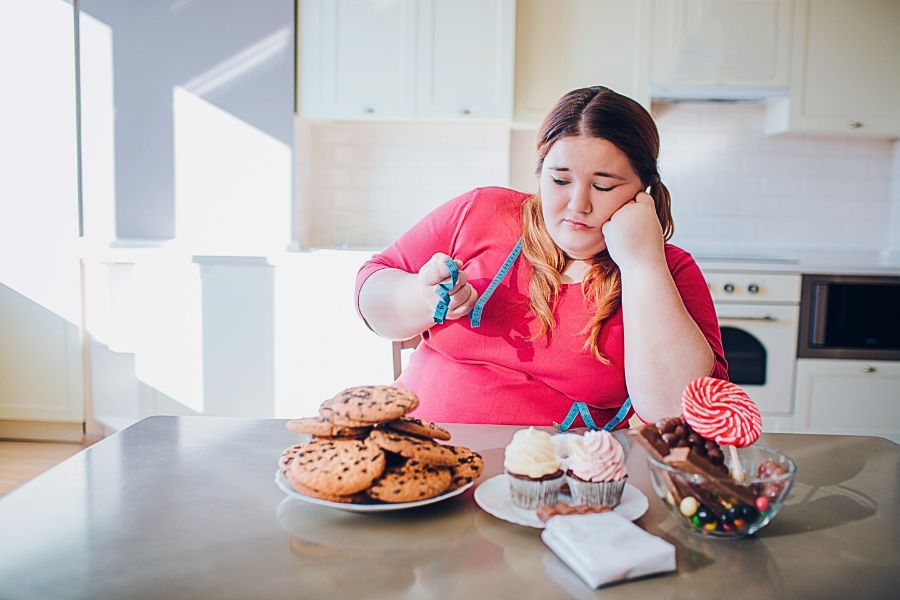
[
  {"left": 366, "top": 459, "right": 452, "bottom": 503},
  {"left": 288, "top": 439, "right": 386, "bottom": 496},
  {"left": 331, "top": 385, "right": 419, "bottom": 425},
  {"left": 286, "top": 416, "right": 371, "bottom": 439},
  {"left": 368, "top": 429, "right": 457, "bottom": 467},
  {"left": 445, "top": 445, "right": 484, "bottom": 491},
  {"left": 383, "top": 417, "right": 452, "bottom": 441}
]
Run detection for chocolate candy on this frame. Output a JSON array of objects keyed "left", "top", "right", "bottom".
[{"left": 755, "top": 460, "right": 788, "bottom": 499}]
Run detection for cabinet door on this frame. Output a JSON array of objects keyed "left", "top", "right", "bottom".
[
  {"left": 514, "top": 0, "right": 650, "bottom": 124},
  {"left": 300, "top": 0, "right": 417, "bottom": 119},
  {"left": 650, "top": 0, "right": 792, "bottom": 87},
  {"left": 417, "top": 0, "right": 515, "bottom": 119},
  {"left": 766, "top": 0, "right": 900, "bottom": 137},
  {"left": 794, "top": 359, "right": 900, "bottom": 443}
]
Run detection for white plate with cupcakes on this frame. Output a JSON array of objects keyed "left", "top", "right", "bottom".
[
  {"left": 474, "top": 427, "right": 649, "bottom": 528},
  {"left": 276, "top": 385, "right": 484, "bottom": 512}
]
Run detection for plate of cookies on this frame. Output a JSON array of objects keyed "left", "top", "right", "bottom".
[{"left": 276, "top": 385, "right": 484, "bottom": 511}]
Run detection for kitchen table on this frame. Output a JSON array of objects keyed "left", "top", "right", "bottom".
[{"left": 1, "top": 417, "right": 897, "bottom": 599}]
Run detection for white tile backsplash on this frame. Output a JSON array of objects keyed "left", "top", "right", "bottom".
[
  {"left": 297, "top": 104, "right": 896, "bottom": 255},
  {"left": 655, "top": 102, "right": 894, "bottom": 254}
]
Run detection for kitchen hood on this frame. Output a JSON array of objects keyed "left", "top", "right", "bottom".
[{"left": 649, "top": 84, "right": 789, "bottom": 103}]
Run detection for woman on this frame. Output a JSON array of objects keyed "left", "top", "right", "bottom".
[{"left": 355, "top": 86, "right": 727, "bottom": 428}]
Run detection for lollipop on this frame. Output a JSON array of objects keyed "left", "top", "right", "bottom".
[{"left": 681, "top": 377, "right": 762, "bottom": 480}]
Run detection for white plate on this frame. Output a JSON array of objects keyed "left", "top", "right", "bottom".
[
  {"left": 473, "top": 474, "right": 648, "bottom": 529},
  {"left": 274, "top": 470, "right": 475, "bottom": 512}
]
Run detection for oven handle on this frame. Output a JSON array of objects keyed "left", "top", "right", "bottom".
[{"left": 718, "top": 315, "right": 778, "bottom": 322}]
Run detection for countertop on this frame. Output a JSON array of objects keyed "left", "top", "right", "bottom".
[
  {"left": 692, "top": 248, "right": 900, "bottom": 276},
  {"left": 1, "top": 417, "right": 897, "bottom": 599}
]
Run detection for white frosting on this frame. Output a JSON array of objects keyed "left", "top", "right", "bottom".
[{"left": 504, "top": 427, "right": 560, "bottom": 478}]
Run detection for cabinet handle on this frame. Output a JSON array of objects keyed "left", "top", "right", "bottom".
[
  {"left": 862, "top": 365, "right": 876, "bottom": 373},
  {"left": 719, "top": 315, "right": 777, "bottom": 322},
  {"left": 849, "top": 121, "right": 862, "bottom": 129}
]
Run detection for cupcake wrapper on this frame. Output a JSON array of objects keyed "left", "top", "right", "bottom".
[
  {"left": 566, "top": 476, "right": 626, "bottom": 507},
  {"left": 506, "top": 472, "right": 563, "bottom": 509}
]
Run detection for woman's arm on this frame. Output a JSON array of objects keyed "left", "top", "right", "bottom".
[
  {"left": 603, "top": 193, "right": 715, "bottom": 422},
  {"left": 358, "top": 255, "right": 477, "bottom": 341}
]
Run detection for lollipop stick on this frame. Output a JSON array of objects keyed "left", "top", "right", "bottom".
[{"left": 726, "top": 445, "right": 746, "bottom": 481}]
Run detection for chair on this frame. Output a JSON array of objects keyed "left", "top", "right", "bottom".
[{"left": 391, "top": 335, "right": 421, "bottom": 379}]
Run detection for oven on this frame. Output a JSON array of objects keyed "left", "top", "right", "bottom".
[{"left": 703, "top": 270, "right": 802, "bottom": 430}]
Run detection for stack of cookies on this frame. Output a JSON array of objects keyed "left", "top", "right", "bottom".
[{"left": 279, "top": 385, "right": 484, "bottom": 504}]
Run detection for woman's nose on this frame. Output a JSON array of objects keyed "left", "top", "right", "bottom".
[{"left": 567, "top": 186, "right": 592, "bottom": 214}]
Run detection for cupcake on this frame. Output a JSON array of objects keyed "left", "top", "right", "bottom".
[
  {"left": 503, "top": 427, "right": 564, "bottom": 509},
  {"left": 566, "top": 430, "right": 628, "bottom": 507}
]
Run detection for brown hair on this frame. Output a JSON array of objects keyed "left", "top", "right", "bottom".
[{"left": 522, "top": 86, "right": 674, "bottom": 363}]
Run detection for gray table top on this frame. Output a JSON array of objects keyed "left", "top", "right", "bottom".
[{"left": 1, "top": 416, "right": 897, "bottom": 599}]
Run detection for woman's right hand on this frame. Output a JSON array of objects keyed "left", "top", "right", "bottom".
[{"left": 417, "top": 253, "right": 479, "bottom": 321}]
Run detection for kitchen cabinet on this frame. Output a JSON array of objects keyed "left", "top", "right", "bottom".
[
  {"left": 765, "top": 0, "right": 900, "bottom": 138},
  {"left": 794, "top": 359, "right": 900, "bottom": 443},
  {"left": 513, "top": 0, "right": 650, "bottom": 124},
  {"left": 299, "top": 0, "right": 515, "bottom": 120},
  {"left": 649, "top": 0, "right": 792, "bottom": 96}
]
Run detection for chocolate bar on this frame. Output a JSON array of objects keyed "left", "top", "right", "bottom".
[
  {"left": 631, "top": 425, "right": 686, "bottom": 504},
  {"left": 663, "top": 447, "right": 756, "bottom": 506}
]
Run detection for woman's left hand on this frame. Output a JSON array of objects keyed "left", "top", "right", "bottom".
[{"left": 601, "top": 191, "right": 665, "bottom": 273}]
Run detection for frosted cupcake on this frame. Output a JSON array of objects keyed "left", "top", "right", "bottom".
[
  {"left": 504, "top": 427, "right": 564, "bottom": 509},
  {"left": 566, "top": 430, "right": 628, "bottom": 507}
]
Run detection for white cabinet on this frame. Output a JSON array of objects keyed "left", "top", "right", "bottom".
[
  {"left": 417, "top": 0, "right": 515, "bottom": 119},
  {"left": 514, "top": 0, "right": 650, "bottom": 124},
  {"left": 649, "top": 0, "right": 793, "bottom": 95},
  {"left": 765, "top": 0, "right": 900, "bottom": 138},
  {"left": 299, "top": 0, "right": 515, "bottom": 120},
  {"left": 794, "top": 359, "right": 900, "bottom": 443}
]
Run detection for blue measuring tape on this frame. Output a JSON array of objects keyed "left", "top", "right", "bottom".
[
  {"left": 554, "top": 397, "right": 632, "bottom": 432},
  {"left": 431, "top": 238, "right": 523, "bottom": 328},
  {"left": 429, "top": 236, "right": 630, "bottom": 432}
]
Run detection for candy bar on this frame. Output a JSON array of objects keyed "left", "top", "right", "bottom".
[
  {"left": 662, "top": 447, "right": 756, "bottom": 506},
  {"left": 631, "top": 425, "right": 687, "bottom": 504},
  {"left": 537, "top": 502, "right": 613, "bottom": 522}
]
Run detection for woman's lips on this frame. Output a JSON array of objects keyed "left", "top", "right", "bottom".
[{"left": 563, "top": 219, "right": 593, "bottom": 231}]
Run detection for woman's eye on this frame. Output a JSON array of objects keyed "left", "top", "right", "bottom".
[
  {"left": 552, "top": 177, "right": 570, "bottom": 186},
  {"left": 592, "top": 184, "right": 613, "bottom": 192}
]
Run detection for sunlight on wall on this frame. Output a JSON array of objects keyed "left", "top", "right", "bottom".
[
  {"left": 173, "top": 87, "right": 292, "bottom": 254},
  {"left": 78, "top": 11, "right": 116, "bottom": 246},
  {"left": 0, "top": 0, "right": 80, "bottom": 326}
]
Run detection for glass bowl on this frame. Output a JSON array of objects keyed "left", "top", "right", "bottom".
[{"left": 646, "top": 445, "right": 797, "bottom": 539}]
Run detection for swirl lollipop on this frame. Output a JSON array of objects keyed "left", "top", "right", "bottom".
[{"left": 681, "top": 377, "right": 762, "bottom": 480}]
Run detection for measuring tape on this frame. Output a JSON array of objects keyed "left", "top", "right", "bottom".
[{"left": 432, "top": 238, "right": 523, "bottom": 328}]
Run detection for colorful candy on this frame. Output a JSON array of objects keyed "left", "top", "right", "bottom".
[
  {"left": 681, "top": 377, "right": 762, "bottom": 447},
  {"left": 679, "top": 496, "right": 699, "bottom": 517}
]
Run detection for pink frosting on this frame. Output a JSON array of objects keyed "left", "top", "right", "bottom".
[{"left": 568, "top": 430, "right": 627, "bottom": 482}]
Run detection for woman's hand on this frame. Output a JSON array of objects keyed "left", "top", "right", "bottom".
[
  {"left": 601, "top": 191, "right": 665, "bottom": 273},
  {"left": 417, "top": 253, "right": 479, "bottom": 321}
]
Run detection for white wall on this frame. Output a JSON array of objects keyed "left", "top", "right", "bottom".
[
  {"left": 296, "top": 121, "right": 511, "bottom": 248},
  {"left": 654, "top": 102, "right": 894, "bottom": 255},
  {"left": 305, "top": 103, "right": 896, "bottom": 257},
  {"left": 0, "top": 0, "right": 83, "bottom": 429},
  {"left": 887, "top": 140, "right": 900, "bottom": 260}
]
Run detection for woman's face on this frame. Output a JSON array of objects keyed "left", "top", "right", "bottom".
[{"left": 539, "top": 135, "right": 644, "bottom": 259}]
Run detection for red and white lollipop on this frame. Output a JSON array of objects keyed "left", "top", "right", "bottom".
[{"left": 681, "top": 377, "right": 762, "bottom": 480}]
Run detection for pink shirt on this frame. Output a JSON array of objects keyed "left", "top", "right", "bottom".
[{"left": 355, "top": 187, "right": 728, "bottom": 427}]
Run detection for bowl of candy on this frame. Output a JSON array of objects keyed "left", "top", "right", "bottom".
[
  {"left": 644, "top": 439, "right": 796, "bottom": 538},
  {"left": 633, "top": 377, "right": 797, "bottom": 539}
]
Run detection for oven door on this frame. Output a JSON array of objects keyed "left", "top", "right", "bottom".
[{"left": 716, "top": 303, "right": 799, "bottom": 415}]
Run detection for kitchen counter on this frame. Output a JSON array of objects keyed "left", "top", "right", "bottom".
[
  {"left": 1, "top": 417, "right": 897, "bottom": 598},
  {"left": 693, "top": 248, "right": 900, "bottom": 276}
]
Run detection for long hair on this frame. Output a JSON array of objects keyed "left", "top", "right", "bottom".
[{"left": 522, "top": 86, "right": 674, "bottom": 363}]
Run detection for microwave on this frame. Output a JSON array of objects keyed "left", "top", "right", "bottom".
[{"left": 798, "top": 274, "right": 900, "bottom": 360}]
